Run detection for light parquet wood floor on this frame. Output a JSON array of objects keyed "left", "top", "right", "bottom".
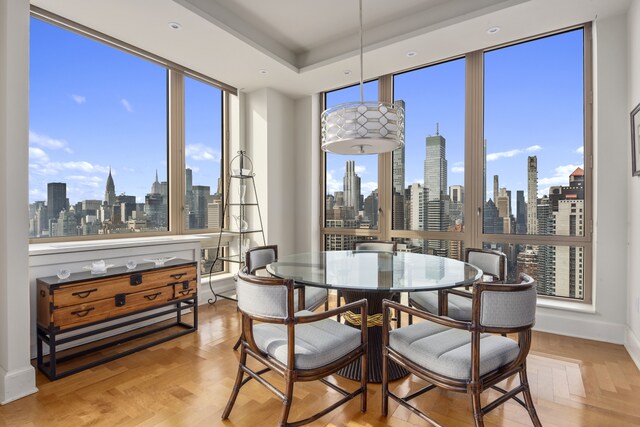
[{"left": 1, "top": 300, "right": 639, "bottom": 427}]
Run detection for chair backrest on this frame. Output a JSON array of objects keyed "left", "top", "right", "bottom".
[
  {"left": 354, "top": 240, "right": 397, "bottom": 252},
  {"left": 478, "top": 273, "right": 537, "bottom": 330},
  {"left": 465, "top": 248, "right": 507, "bottom": 281},
  {"left": 245, "top": 245, "right": 278, "bottom": 275},
  {"left": 236, "top": 269, "right": 291, "bottom": 319}
]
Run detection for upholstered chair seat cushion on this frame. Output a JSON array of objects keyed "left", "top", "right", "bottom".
[
  {"left": 409, "top": 291, "right": 473, "bottom": 321},
  {"left": 388, "top": 321, "right": 519, "bottom": 380},
  {"left": 253, "top": 310, "right": 361, "bottom": 370}
]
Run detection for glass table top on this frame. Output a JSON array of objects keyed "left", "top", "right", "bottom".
[{"left": 267, "top": 251, "right": 482, "bottom": 292}]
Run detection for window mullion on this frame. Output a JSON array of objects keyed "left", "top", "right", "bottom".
[
  {"left": 168, "top": 70, "right": 185, "bottom": 234},
  {"left": 465, "top": 51, "right": 484, "bottom": 251}
]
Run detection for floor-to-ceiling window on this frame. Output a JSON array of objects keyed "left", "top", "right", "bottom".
[{"left": 321, "top": 25, "right": 592, "bottom": 302}]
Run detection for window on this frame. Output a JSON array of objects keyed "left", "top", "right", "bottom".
[
  {"left": 184, "top": 76, "right": 223, "bottom": 231},
  {"left": 320, "top": 25, "right": 592, "bottom": 302},
  {"left": 392, "top": 58, "right": 466, "bottom": 257},
  {"left": 324, "top": 81, "right": 379, "bottom": 239},
  {"left": 28, "top": 11, "right": 231, "bottom": 242}
]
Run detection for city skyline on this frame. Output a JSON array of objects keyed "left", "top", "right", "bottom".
[
  {"left": 325, "top": 28, "right": 585, "bottom": 211},
  {"left": 29, "top": 17, "right": 222, "bottom": 205}
]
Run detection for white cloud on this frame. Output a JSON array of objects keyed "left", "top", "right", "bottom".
[
  {"left": 29, "top": 130, "right": 73, "bottom": 154},
  {"left": 29, "top": 147, "right": 49, "bottom": 163},
  {"left": 354, "top": 165, "right": 366, "bottom": 175},
  {"left": 486, "top": 145, "right": 542, "bottom": 162},
  {"left": 121, "top": 99, "right": 133, "bottom": 113},
  {"left": 361, "top": 181, "right": 377, "bottom": 195},
  {"left": 185, "top": 144, "right": 221, "bottom": 162},
  {"left": 29, "top": 188, "right": 46, "bottom": 200},
  {"left": 486, "top": 149, "right": 522, "bottom": 161},
  {"left": 71, "top": 94, "right": 86, "bottom": 104},
  {"left": 576, "top": 146, "right": 584, "bottom": 154},
  {"left": 58, "top": 161, "right": 110, "bottom": 173},
  {"left": 326, "top": 171, "right": 341, "bottom": 194},
  {"left": 538, "top": 163, "right": 583, "bottom": 196},
  {"left": 451, "top": 162, "right": 464, "bottom": 173}
]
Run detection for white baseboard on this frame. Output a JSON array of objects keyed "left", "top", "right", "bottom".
[
  {"left": 0, "top": 365, "right": 38, "bottom": 405},
  {"left": 625, "top": 327, "right": 640, "bottom": 370},
  {"left": 534, "top": 310, "right": 626, "bottom": 344}
]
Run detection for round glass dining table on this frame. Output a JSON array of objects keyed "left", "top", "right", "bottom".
[{"left": 267, "top": 250, "right": 482, "bottom": 383}]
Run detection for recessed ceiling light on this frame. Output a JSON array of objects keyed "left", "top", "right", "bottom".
[
  {"left": 344, "top": 69, "right": 352, "bottom": 75},
  {"left": 406, "top": 51, "right": 417, "bottom": 58},
  {"left": 259, "top": 69, "right": 268, "bottom": 75},
  {"left": 487, "top": 26, "right": 500, "bottom": 35},
  {"left": 168, "top": 22, "right": 182, "bottom": 30}
]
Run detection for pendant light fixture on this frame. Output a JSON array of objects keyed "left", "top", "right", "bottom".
[{"left": 321, "top": 0, "right": 405, "bottom": 155}]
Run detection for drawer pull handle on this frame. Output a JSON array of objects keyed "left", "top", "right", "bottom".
[
  {"left": 144, "top": 292, "right": 162, "bottom": 301},
  {"left": 178, "top": 288, "right": 193, "bottom": 296},
  {"left": 70, "top": 307, "right": 95, "bottom": 317},
  {"left": 72, "top": 288, "right": 98, "bottom": 299},
  {"left": 170, "top": 273, "right": 187, "bottom": 280}
]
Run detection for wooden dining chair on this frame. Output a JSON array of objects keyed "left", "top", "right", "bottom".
[
  {"left": 382, "top": 273, "right": 541, "bottom": 427},
  {"left": 232, "top": 245, "right": 330, "bottom": 351},
  {"left": 246, "top": 245, "right": 329, "bottom": 312},
  {"left": 222, "top": 270, "right": 368, "bottom": 427},
  {"left": 408, "top": 247, "right": 508, "bottom": 322}
]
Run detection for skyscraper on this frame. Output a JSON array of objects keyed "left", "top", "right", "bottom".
[
  {"left": 47, "top": 182, "right": 66, "bottom": 221},
  {"left": 392, "top": 125, "right": 406, "bottom": 230},
  {"left": 493, "top": 175, "right": 499, "bottom": 203},
  {"left": 104, "top": 168, "right": 116, "bottom": 206},
  {"left": 343, "top": 160, "right": 361, "bottom": 210},
  {"left": 424, "top": 130, "right": 447, "bottom": 202},
  {"left": 423, "top": 127, "right": 448, "bottom": 256},
  {"left": 516, "top": 190, "right": 527, "bottom": 234},
  {"left": 527, "top": 156, "right": 538, "bottom": 234}
]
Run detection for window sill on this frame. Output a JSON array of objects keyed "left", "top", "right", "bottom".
[
  {"left": 536, "top": 296, "right": 595, "bottom": 314},
  {"left": 29, "top": 232, "right": 237, "bottom": 256}
]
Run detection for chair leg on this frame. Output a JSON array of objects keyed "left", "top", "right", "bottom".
[
  {"left": 519, "top": 367, "right": 542, "bottom": 427},
  {"left": 381, "top": 349, "right": 389, "bottom": 416},
  {"left": 336, "top": 290, "right": 342, "bottom": 321},
  {"left": 278, "top": 378, "right": 295, "bottom": 427},
  {"left": 221, "top": 346, "right": 247, "bottom": 420},
  {"left": 360, "top": 348, "right": 367, "bottom": 413},
  {"left": 470, "top": 391, "right": 484, "bottom": 427},
  {"left": 232, "top": 336, "right": 242, "bottom": 351}
]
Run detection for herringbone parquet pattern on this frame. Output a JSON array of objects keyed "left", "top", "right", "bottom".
[{"left": 1, "top": 299, "right": 638, "bottom": 426}]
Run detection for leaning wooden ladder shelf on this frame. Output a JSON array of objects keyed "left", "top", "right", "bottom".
[{"left": 36, "top": 258, "right": 198, "bottom": 380}]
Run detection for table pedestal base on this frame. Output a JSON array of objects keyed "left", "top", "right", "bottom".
[{"left": 338, "top": 290, "right": 409, "bottom": 383}]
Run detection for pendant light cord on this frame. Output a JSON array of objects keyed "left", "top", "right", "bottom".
[{"left": 359, "top": 0, "right": 363, "bottom": 104}]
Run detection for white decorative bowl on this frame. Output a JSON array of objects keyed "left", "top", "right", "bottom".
[{"left": 143, "top": 257, "right": 176, "bottom": 267}]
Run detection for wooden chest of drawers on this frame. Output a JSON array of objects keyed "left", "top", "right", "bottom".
[{"left": 36, "top": 259, "right": 198, "bottom": 380}]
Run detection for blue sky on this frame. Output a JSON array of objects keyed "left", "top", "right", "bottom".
[
  {"left": 325, "top": 29, "right": 585, "bottom": 208},
  {"left": 29, "top": 17, "right": 222, "bottom": 205}
]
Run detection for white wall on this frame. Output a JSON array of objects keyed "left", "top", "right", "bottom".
[
  {"left": 626, "top": 0, "right": 640, "bottom": 367},
  {"left": 0, "top": 0, "right": 37, "bottom": 404},
  {"left": 293, "top": 95, "right": 321, "bottom": 253},
  {"left": 244, "top": 88, "right": 297, "bottom": 256}
]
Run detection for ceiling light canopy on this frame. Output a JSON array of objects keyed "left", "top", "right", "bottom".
[{"left": 321, "top": 0, "right": 405, "bottom": 155}]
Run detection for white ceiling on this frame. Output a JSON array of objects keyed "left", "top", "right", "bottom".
[{"left": 31, "top": 0, "right": 631, "bottom": 98}]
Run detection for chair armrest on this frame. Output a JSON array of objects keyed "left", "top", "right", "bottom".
[
  {"left": 295, "top": 298, "right": 368, "bottom": 325},
  {"left": 443, "top": 288, "right": 473, "bottom": 299},
  {"left": 383, "top": 299, "right": 471, "bottom": 331}
]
